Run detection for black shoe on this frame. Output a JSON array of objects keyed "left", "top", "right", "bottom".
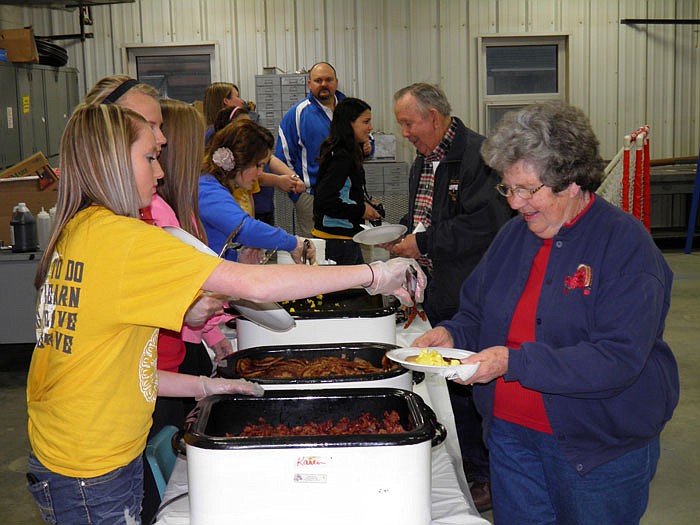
[{"left": 470, "top": 481, "right": 492, "bottom": 513}]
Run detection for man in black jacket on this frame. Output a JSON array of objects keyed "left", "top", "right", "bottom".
[{"left": 388, "top": 83, "right": 512, "bottom": 512}]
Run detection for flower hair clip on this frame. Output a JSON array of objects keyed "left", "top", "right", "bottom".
[{"left": 212, "top": 147, "right": 236, "bottom": 171}]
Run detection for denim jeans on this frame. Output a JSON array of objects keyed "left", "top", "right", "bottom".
[
  {"left": 488, "top": 418, "right": 659, "bottom": 525},
  {"left": 27, "top": 452, "right": 143, "bottom": 524}
]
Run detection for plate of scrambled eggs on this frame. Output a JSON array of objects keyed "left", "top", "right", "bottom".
[{"left": 386, "top": 347, "right": 479, "bottom": 381}]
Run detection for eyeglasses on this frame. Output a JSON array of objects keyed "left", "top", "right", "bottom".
[{"left": 495, "top": 183, "right": 545, "bottom": 199}]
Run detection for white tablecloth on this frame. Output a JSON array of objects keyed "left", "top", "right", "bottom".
[{"left": 155, "top": 316, "right": 489, "bottom": 525}]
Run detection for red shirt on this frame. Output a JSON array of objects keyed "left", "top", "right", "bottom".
[{"left": 493, "top": 238, "right": 553, "bottom": 433}]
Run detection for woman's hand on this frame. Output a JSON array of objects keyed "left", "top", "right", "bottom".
[
  {"left": 184, "top": 294, "right": 226, "bottom": 327},
  {"left": 413, "top": 327, "right": 454, "bottom": 348},
  {"left": 363, "top": 202, "right": 382, "bottom": 221},
  {"left": 238, "top": 246, "right": 264, "bottom": 264},
  {"left": 209, "top": 337, "right": 234, "bottom": 364},
  {"left": 456, "top": 345, "right": 509, "bottom": 385},
  {"left": 289, "top": 237, "right": 316, "bottom": 265},
  {"left": 364, "top": 258, "right": 426, "bottom": 306}
]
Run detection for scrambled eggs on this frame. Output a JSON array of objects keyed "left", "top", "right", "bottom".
[{"left": 415, "top": 348, "right": 460, "bottom": 366}]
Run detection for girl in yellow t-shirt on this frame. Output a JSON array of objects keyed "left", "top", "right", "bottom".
[{"left": 26, "top": 101, "right": 425, "bottom": 524}]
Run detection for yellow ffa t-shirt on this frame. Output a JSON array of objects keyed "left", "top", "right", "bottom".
[
  {"left": 27, "top": 206, "right": 221, "bottom": 478},
  {"left": 231, "top": 180, "right": 260, "bottom": 217}
]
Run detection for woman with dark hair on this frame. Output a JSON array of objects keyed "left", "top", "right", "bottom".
[
  {"left": 312, "top": 97, "right": 382, "bottom": 264},
  {"left": 414, "top": 101, "right": 679, "bottom": 524},
  {"left": 199, "top": 118, "right": 314, "bottom": 263},
  {"left": 211, "top": 106, "right": 305, "bottom": 222}
]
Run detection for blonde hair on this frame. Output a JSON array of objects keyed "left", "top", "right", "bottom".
[
  {"left": 85, "top": 75, "right": 160, "bottom": 105},
  {"left": 203, "top": 82, "right": 237, "bottom": 126},
  {"left": 35, "top": 104, "right": 148, "bottom": 288},
  {"left": 159, "top": 99, "right": 207, "bottom": 241}
]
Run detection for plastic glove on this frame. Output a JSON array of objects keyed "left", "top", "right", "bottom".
[
  {"left": 364, "top": 258, "right": 427, "bottom": 306},
  {"left": 198, "top": 376, "right": 265, "bottom": 400}
]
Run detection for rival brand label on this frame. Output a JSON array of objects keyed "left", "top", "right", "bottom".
[{"left": 296, "top": 456, "right": 327, "bottom": 467}]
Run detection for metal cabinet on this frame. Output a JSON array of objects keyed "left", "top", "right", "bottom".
[
  {"left": 1, "top": 63, "right": 79, "bottom": 169},
  {"left": 0, "top": 62, "right": 21, "bottom": 168},
  {"left": 0, "top": 250, "right": 40, "bottom": 344},
  {"left": 15, "top": 64, "right": 48, "bottom": 159}
]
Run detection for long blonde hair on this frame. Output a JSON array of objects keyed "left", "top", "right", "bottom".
[
  {"left": 159, "top": 99, "right": 207, "bottom": 241},
  {"left": 203, "top": 82, "right": 237, "bottom": 126},
  {"left": 85, "top": 75, "right": 160, "bottom": 105},
  {"left": 35, "top": 104, "right": 148, "bottom": 288}
]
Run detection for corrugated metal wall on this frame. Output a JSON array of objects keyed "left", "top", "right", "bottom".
[{"left": 2, "top": 0, "right": 698, "bottom": 161}]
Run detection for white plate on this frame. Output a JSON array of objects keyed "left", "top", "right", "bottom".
[
  {"left": 162, "top": 226, "right": 295, "bottom": 333},
  {"left": 386, "top": 347, "right": 479, "bottom": 381},
  {"left": 352, "top": 224, "right": 407, "bottom": 245},
  {"left": 163, "top": 225, "right": 216, "bottom": 255}
]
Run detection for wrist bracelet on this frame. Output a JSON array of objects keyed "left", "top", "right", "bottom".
[{"left": 362, "top": 263, "right": 374, "bottom": 288}]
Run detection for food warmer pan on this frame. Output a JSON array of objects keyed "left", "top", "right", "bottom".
[
  {"left": 185, "top": 388, "right": 445, "bottom": 525},
  {"left": 216, "top": 342, "right": 412, "bottom": 391}
]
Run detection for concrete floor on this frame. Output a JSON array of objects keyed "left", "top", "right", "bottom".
[{"left": 1, "top": 250, "right": 698, "bottom": 524}]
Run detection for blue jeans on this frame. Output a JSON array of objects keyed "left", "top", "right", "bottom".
[
  {"left": 27, "top": 452, "right": 143, "bottom": 524},
  {"left": 488, "top": 418, "right": 659, "bottom": 525}
]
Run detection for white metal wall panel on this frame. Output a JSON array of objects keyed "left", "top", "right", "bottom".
[
  {"left": 588, "top": 0, "right": 620, "bottom": 159},
  {"left": 267, "top": 0, "right": 299, "bottom": 72},
  {"left": 560, "top": 0, "right": 589, "bottom": 115},
  {"left": 616, "top": 0, "right": 648, "bottom": 152},
  {"left": 673, "top": 0, "right": 700, "bottom": 156},
  {"left": 439, "top": 0, "right": 472, "bottom": 126},
  {"left": 170, "top": 0, "right": 203, "bottom": 42},
  {"left": 528, "top": 0, "right": 559, "bottom": 33},
  {"left": 2, "top": 0, "right": 699, "bottom": 160},
  {"left": 293, "top": 0, "right": 325, "bottom": 72},
  {"left": 646, "top": 0, "right": 676, "bottom": 157},
  {"left": 355, "top": 0, "right": 386, "bottom": 130},
  {"left": 326, "top": 0, "right": 358, "bottom": 97},
  {"left": 202, "top": 0, "right": 236, "bottom": 84}
]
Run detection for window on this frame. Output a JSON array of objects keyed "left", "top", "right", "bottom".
[
  {"left": 126, "top": 43, "right": 217, "bottom": 103},
  {"left": 478, "top": 35, "right": 567, "bottom": 132}
]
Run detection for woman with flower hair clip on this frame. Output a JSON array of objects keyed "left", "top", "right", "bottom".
[
  {"left": 26, "top": 103, "right": 427, "bottom": 524},
  {"left": 199, "top": 118, "right": 314, "bottom": 263}
]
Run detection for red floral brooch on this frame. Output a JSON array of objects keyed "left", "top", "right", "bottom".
[{"left": 564, "top": 264, "right": 592, "bottom": 295}]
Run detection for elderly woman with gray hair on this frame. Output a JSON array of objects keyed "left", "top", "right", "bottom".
[{"left": 414, "top": 101, "right": 679, "bottom": 524}]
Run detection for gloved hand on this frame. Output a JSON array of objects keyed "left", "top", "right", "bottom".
[
  {"left": 363, "top": 258, "right": 427, "bottom": 306},
  {"left": 198, "top": 376, "right": 265, "bottom": 400}
]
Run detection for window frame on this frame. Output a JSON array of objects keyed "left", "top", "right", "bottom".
[
  {"left": 477, "top": 34, "right": 569, "bottom": 134},
  {"left": 124, "top": 42, "right": 219, "bottom": 101}
]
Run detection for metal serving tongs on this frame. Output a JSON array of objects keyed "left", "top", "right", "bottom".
[
  {"left": 403, "top": 265, "right": 427, "bottom": 328},
  {"left": 259, "top": 248, "right": 277, "bottom": 265},
  {"left": 301, "top": 239, "right": 311, "bottom": 265},
  {"left": 218, "top": 218, "right": 246, "bottom": 258}
]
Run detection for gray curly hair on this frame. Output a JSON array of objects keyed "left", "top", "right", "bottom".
[{"left": 480, "top": 101, "right": 605, "bottom": 193}]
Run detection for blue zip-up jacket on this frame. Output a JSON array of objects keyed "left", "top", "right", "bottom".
[
  {"left": 275, "top": 90, "right": 347, "bottom": 201},
  {"left": 198, "top": 174, "right": 297, "bottom": 260},
  {"left": 440, "top": 195, "right": 679, "bottom": 475}
]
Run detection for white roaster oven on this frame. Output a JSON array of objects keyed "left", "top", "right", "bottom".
[
  {"left": 185, "top": 388, "right": 445, "bottom": 525},
  {"left": 234, "top": 288, "right": 399, "bottom": 349}
]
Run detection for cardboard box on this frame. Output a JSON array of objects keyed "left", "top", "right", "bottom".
[
  {"left": 0, "top": 152, "right": 58, "bottom": 246},
  {"left": 0, "top": 28, "right": 39, "bottom": 64}
]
